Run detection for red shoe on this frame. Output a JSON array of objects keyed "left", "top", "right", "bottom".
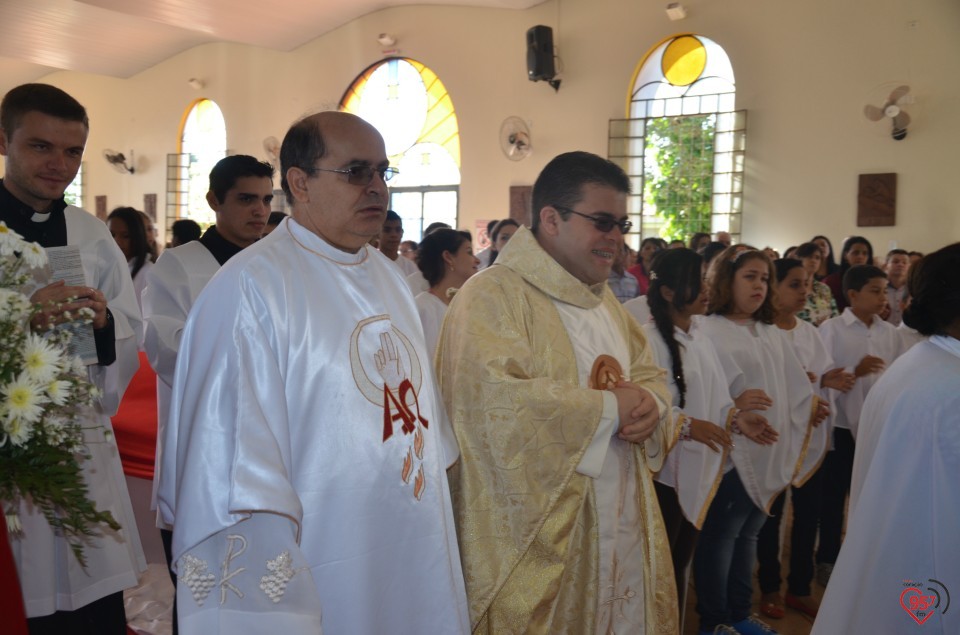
[
  {"left": 785, "top": 593, "right": 819, "bottom": 618},
  {"left": 759, "top": 593, "right": 785, "bottom": 619}
]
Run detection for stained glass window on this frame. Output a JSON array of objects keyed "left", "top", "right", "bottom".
[
  {"left": 176, "top": 99, "right": 226, "bottom": 228},
  {"left": 611, "top": 35, "right": 745, "bottom": 244},
  {"left": 341, "top": 58, "right": 460, "bottom": 241}
]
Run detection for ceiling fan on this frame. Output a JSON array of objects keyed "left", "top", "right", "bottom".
[
  {"left": 103, "top": 149, "right": 135, "bottom": 174},
  {"left": 863, "top": 85, "right": 912, "bottom": 141},
  {"left": 499, "top": 116, "right": 532, "bottom": 161}
]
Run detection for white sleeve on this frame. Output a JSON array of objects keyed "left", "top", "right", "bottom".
[
  {"left": 142, "top": 251, "right": 192, "bottom": 387},
  {"left": 576, "top": 390, "right": 619, "bottom": 478},
  {"left": 177, "top": 513, "right": 323, "bottom": 634}
]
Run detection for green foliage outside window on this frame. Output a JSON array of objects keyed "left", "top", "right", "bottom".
[{"left": 644, "top": 115, "right": 715, "bottom": 242}]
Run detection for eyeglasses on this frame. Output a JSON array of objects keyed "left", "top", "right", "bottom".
[
  {"left": 309, "top": 164, "right": 399, "bottom": 185},
  {"left": 553, "top": 205, "right": 633, "bottom": 234}
]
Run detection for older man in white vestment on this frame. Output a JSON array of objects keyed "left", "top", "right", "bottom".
[
  {"left": 436, "top": 151, "right": 678, "bottom": 634},
  {"left": 158, "top": 111, "right": 469, "bottom": 634},
  {"left": 1, "top": 83, "right": 144, "bottom": 634}
]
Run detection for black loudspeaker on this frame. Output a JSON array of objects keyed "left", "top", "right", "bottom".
[{"left": 526, "top": 25, "right": 555, "bottom": 82}]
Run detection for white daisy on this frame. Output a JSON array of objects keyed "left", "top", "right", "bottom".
[
  {"left": 0, "top": 222, "right": 21, "bottom": 256},
  {"left": 2, "top": 375, "right": 48, "bottom": 425},
  {"left": 0, "top": 288, "right": 31, "bottom": 319},
  {"left": 3, "top": 415, "right": 36, "bottom": 447},
  {"left": 20, "top": 241, "right": 48, "bottom": 269},
  {"left": 45, "top": 379, "right": 72, "bottom": 406},
  {"left": 22, "top": 334, "right": 63, "bottom": 383}
]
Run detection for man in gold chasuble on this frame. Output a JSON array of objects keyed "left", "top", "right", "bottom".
[{"left": 437, "top": 151, "right": 679, "bottom": 634}]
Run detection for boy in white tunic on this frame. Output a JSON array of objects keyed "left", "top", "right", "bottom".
[
  {"left": 1, "top": 83, "right": 144, "bottom": 634},
  {"left": 158, "top": 112, "right": 469, "bottom": 634}
]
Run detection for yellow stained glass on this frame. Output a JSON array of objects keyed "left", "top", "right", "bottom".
[
  {"left": 340, "top": 58, "right": 460, "bottom": 171},
  {"left": 661, "top": 36, "right": 706, "bottom": 87}
]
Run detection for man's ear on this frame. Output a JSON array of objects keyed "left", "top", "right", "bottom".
[
  {"left": 205, "top": 190, "right": 220, "bottom": 212},
  {"left": 538, "top": 206, "right": 562, "bottom": 237},
  {"left": 286, "top": 167, "right": 311, "bottom": 203},
  {"left": 0, "top": 128, "right": 9, "bottom": 156}
]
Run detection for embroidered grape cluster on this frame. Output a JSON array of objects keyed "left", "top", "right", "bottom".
[
  {"left": 179, "top": 554, "right": 216, "bottom": 606},
  {"left": 259, "top": 550, "right": 296, "bottom": 603}
]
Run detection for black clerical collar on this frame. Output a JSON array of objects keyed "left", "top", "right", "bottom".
[
  {"left": 0, "top": 179, "right": 69, "bottom": 247},
  {"left": 199, "top": 226, "right": 245, "bottom": 266}
]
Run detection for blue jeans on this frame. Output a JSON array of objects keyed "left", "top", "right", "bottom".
[{"left": 693, "top": 469, "right": 768, "bottom": 631}]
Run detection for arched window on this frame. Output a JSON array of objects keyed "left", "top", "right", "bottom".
[
  {"left": 341, "top": 58, "right": 460, "bottom": 241},
  {"left": 167, "top": 99, "right": 226, "bottom": 236},
  {"left": 610, "top": 34, "right": 745, "bottom": 244}
]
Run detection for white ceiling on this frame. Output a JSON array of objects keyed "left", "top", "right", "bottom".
[{"left": 0, "top": 0, "right": 542, "bottom": 93}]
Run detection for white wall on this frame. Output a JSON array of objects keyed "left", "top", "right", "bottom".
[{"left": 6, "top": 0, "right": 958, "bottom": 253}]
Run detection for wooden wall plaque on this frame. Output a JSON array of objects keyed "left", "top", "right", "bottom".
[
  {"left": 95, "top": 195, "right": 107, "bottom": 221},
  {"left": 857, "top": 173, "right": 896, "bottom": 227},
  {"left": 509, "top": 185, "right": 533, "bottom": 226},
  {"left": 143, "top": 193, "right": 157, "bottom": 221}
]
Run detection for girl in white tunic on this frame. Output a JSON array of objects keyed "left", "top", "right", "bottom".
[
  {"left": 693, "top": 247, "right": 826, "bottom": 635},
  {"left": 413, "top": 229, "right": 479, "bottom": 359},
  {"left": 755, "top": 259, "right": 855, "bottom": 620},
  {"left": 643, "top": 249, "right": 776, "bottom": 614},
  {"left": 813, "top": 242, "right": 960, "bottom": 635}
]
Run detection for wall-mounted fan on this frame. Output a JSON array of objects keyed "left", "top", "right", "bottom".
[
  {"left": 500, "top": 116, "right": 532, "bottom": 161},
  {"left": 262, "top": 136, "right": 280, "bottom": 166},
  {"left": 103, "top": 149, "right": 135, "bottom": 174},
  {"left": 863, "top": 85, "right": 912, "bottom": 141}
]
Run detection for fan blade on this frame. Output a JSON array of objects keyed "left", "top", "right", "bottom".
[
  {"left": 863, "top": 104, "right": 885, "bottom": 122},
  {"left": 887, "top": 85, "right": 910, "bottom": 105},
  {"left": 893, "top": 111, "right": 911, "bottom": 130}
]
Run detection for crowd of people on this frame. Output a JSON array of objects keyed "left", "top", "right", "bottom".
[{"left": 2, "top": 81, "right": 957, "bottom": 635}]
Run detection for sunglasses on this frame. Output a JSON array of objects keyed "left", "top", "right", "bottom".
[
  {"left": 310, "top": 164, "right": 399, "bottom": 185},
  {"left": 553, "top": 205, "right": 633, "bottom": 234}
]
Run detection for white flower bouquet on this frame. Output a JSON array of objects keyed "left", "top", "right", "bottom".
[{"left": 0, "top": 222, "right": 118, "bottom": 567}]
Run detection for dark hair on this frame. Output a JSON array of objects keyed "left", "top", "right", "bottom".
[
  {"left": 208, "top": 155, "right": 274, "bottom": 204},
  {"left": 646, "top": 249, "right": 703, "bottom": 408},
  {"left": 1, "top": 83, "right": 88, "bottom": 134},
  {"left": 417, "top": 229, "right": 472, "bottom": 287},
  {"left": 107, "top": 207, "right": 150, "bottom": 278},
  {"left": 902, "top": 243, "right": 960, "bottom": 335},
  {"left": 530, "top": 151, "right": 630, "bottom": 234},
  {"left": 707, "top": 247, "right": 777, "bottom": 324},
  {"left": 689, "top": 232, "right": 710, "bottom": 252},
  {"left": 700, "top": 241, "right": 728, "bottom": 268},
  {"left": 279, "top": 115, "right": 326, "bottom": 204},
  {"left": 794, "top": 242, "right": 822, "bottom": 259},
  {"left": 811, "top": 235, "right": 839, "bottom": 276},
  {"left": 385, "top": 210, "right": 402, "bottom": 223},
  {"left": 885, "top": 248, "right": 909, "bottom": 260},
  {"left": 171, "top": 219, "right": 202, "bottom": 244},
  {"left": 783, "top": 246, "right": 798, "bottom": 259},
  {"left": 908, "top": 251, "right": 924, "bottom": 259},
  {"left": 774, "top": 258, "right": 804, "bottom": 282},
  {"left": 424, "top": 222, "right": 451, "bottom": 236},
  {"left": 838, "top": 236, "right": 874, "bottom": 276},
  {"left": 267, "top": 211, "right": 287, "bottom": 226},
  {"left": 842, "top": 264, "right": 886, "bottom": 297},
  {"left": 489, "top": 218, "right": 520, "bottom": 265}
]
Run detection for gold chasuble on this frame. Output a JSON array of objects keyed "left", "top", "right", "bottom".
[{"left": 436, "top": 227, "right": 678, "bottom": 634}]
